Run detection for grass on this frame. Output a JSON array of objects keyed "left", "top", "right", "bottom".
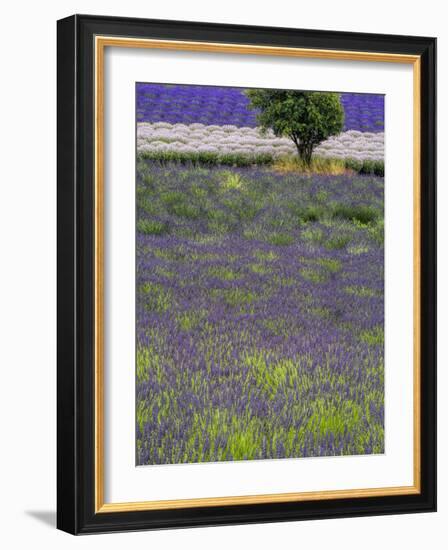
[
  {"left": 332, "top": 204, "right": 380, "bottom": 225},
  {"left": 300, "top": 268, "right": 328, "bottom": 283},
  {"left": 315, "top": 258, "right": 342, "bottom": 273},
  {"left": 137, "top": 219, "right": 169, "bottom": 235},
  {"left": 295, "top": 205, "right": 326, "bottom": 224},
  {"left": 140, "top": 282, "right": 172, "bottom": 312},
  {"left": 324, "top": 234, "right": 351, "bottom": 250},
  {"left": 273, "top": 155, "right": 384, "bottom": 176},
  {"left": 223, "top": 196, "right": 261, "bottom": 222},
  {"left": 367, "top": 218, "right": 384, "bottom": 245},
  {"left": 220, "top": 171, "right": 246, "bottom": 190},
  {"left": 177, "top": 310, "right": 206, "bottom": 331},
  {"left": 138, "top": 149, "right": 384, "bottom": 176},
  {"left": 139, "top": 149, "right": 274, "bottom": 167},
  {"left": 291, "top": 202, "right": 381, "bottom": 228},
  {"left": 161, "top": 191, "right": 201, "bottom": 219},
  {"left": 306, "top": 399, "right": 363, "bottom": 439},
  {"left": 219, "top": 288, "right": 258, "bottom": 307},
  {"left": 345, "top": 285, "right": 378, "bottom": 298},
  {"left": 268, "top": 233, "right": 295, "bottom": 246},
  {"left": 208, "top": 266, "right": 241, "bottom": 281},
  {"left": 301, "top": 227, "right": 325, "bottom": 246},
  {"left": 273, "top": 155, "right": 348, "bottom": 175},
  {"left": 253, "top": 250, "right": 278, "bottom": 261},
  {"left": 249, "top": 263, "right": 270, "bottom": 275},
  {"left": 360, "top": 326, "right": 384, "bottom": 345}
]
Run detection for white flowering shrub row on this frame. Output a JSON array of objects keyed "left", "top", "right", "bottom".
[{"left": 137, "top": 123, "right": 384, "bottom": 161}]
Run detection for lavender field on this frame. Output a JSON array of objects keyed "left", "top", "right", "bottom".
[
  {"left": 137, "top": 84, "right": 384, "bottom": 133},
  {"left": 136, "top": 85, "right": 385, "bottom": 164},
  {"left": 136, "top": 162, "right": 385, "bottom": 465}
]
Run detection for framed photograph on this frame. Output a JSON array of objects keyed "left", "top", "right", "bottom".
[{"left": 57, "top": 14, "right": 436, "bottom": 534}]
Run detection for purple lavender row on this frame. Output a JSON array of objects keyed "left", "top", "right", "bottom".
[{"left": 136, "top": 84, "right": 384, "bottom": 133}]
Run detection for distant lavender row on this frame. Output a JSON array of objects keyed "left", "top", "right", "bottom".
[
  {"left": 137, "top": 123, "right": 384, "bottom": 162},
  {"left": 136, "top": 84, "right": 384, "bottom": 133}
]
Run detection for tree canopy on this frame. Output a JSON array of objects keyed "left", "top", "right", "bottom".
[{"left": 246, "top": 89, "right": 344, "bottom": 165}]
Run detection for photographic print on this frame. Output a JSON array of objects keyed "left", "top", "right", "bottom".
[
  {"left": 135, "top": 84, "right": 385, "bottom": 466},
  {"left": 57, "top": 16, "right": 436, "bottom": 533}
]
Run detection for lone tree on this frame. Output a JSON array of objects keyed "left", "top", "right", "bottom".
[{"left": 246, "top": 89, "right": 344, "bottom": 165}]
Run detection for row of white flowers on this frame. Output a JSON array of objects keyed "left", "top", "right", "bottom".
[{"left": 137, "top": 122, "right": 384, "bottom": 161}]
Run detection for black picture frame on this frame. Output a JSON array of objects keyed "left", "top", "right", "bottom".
[{"left": 57, "top": 14, "right": 436, "bottom": 535}]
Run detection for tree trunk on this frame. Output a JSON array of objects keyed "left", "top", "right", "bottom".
[
  {"left": 298, "top": 143, "right": 313, "bottom": 166},
  {"left": 291, "top": 135, "right": 313, "bottom": 166}
]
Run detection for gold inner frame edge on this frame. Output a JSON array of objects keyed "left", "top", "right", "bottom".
[{"left": 94, "top": 35, "right": 422, "bottom": 513}]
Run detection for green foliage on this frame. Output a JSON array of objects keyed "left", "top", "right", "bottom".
[
  {"left": 315, "top": 257, "right": 342, "bottom": 273},
  {"left": 348, "top": 244, "right": 370, "bottom": 255},
  {"left": 332, "top": 204, "right": 379, "bottom": 225},
  {"left": 153, "top": 246, "right": 187, "bottom": 262},
  {"left": 273, "top": 155, "right": 347, "bottom": 175},
  {"left": 345, "top": 158, "right": 384, "bottom": 177},
  {"left": 268, "top": 233, "right": 294, "bottom": 246},
  {"left": 137, "top": 150, "right": 384, "bottom": 176},
  {"left": 139, "top": 149, "right": 273, "bottom": 167},
  {"left": 136, "top": 346, "right": 162, "bottom": 384},
  {"left": 207, "top": 266, "right": 241, "bottom": 281},
  {"left": 274, "top": 155, "right": 385, "bottom": 176},
  {"left": 367, "top": 218, "right": 384, "bottom": 245},
  {"left": 245, "top": 353, "right": 296, "bottom": 399},
  {"left": 155, "top": 266, "right": 175, "bottom": 278},
  {"left": 295, "top": 205, "right": 326, "bottom": 224},
  {"left": 361, "top": 160, "right": 384, "bottom": 177},
  {"left": 306, "top": 398, "right": 362, "bottom": 438},
  {"left": 290, "top": 202, "right": 381, "bottom": 228},
  {"left": 324, "top": 234, "right": 351, "bottom": 250},
  {"left": 161, "top": 191, "right": 201, "bottom": 219},
  {"left": 140, "top": 282, "right": 172, "bottom": 312},
  {"left": 300, "top": 268, "right": 328, "bottom": 283},
  {"left": 220, "top": 171, "right": 245, "bottom": 190},
  {"left": 246, "top": 90, "right": 344, "bottom": 165},
  {"left": 137, "top": 219, "right": 169, "bottom": 235},
  {"left": 249, "top": 263, "right": 270, "bottom": 275},
  {"left": 253, "top": 250, "right": 278, "bottom": 261},
  {"left": 345, "top": 285, "right": 377, "bottom": 297},
  {"left": 360, "top": 326, "right": 384, "bottom": 346},
  {"left": 301, "top": 226, "right": 325, "bottom": 246},
  {"left": 177, "top": 310, "right": 206, "bottom": 331},
  {"left": 316, "top": 190, "right": 329, "bottom": 203},
  {"left": 223, "top": 195, "right": 261, "bottom": 222},
  {"left": 218, "top": 288, "right": 257, "bottom": 307}
]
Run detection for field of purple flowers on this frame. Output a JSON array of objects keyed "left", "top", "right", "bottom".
[
  {"left": 136, "top": 160, "right": 384, "bottom": 465},
  {"left": 136, "top": 84, "right": 384, "bottom": 133}
]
